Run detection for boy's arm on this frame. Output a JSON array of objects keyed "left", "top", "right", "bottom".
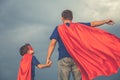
[
  {"left": 46, "top": 39, "right": 57, "bottom": 65},
  {"left": 91, "top": 19, "right": 114, "bottom": 27},
  {"left": 37, "top": 61, "right": 52, "bottom": 69}
]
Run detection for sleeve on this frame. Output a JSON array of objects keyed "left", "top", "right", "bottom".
[
  {"left": 32, "top": 56, "right": 40, "bottom": 66},
  {"left": 49, "top": 26, "right": 59, "bottom": 41},
  {"left": 79, "top": 22, "right": 91, "bottom": 26}
]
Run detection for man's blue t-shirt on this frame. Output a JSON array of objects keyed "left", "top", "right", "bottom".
[
  {"left": 32, "top": 56, "right": 40, "bottom": 80},
  {"left": 50, "top": 22, "right": 91, "bottom": 60}
]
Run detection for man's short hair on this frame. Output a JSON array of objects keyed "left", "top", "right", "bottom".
[
  {"left": 19, "top": 43, "right": 30, "bottom": 56},
  {"left": 61, "top": 10, "right": 73, "bottom": 20}
]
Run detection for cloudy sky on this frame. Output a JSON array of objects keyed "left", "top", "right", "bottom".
[{"left": 0, "top": 0, "right": 120, "bottom": 80}]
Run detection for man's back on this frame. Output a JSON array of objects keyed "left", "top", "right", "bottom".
[{"left": 50, "top": 22, "right": 91, "bottom": 60}]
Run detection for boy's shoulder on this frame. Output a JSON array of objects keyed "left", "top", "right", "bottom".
[
  {"left": 32, "top": 56, "right": 36, "bottom": 59},
  {"left": 32, "top": 56, "right": 40, "bottom": 64}
]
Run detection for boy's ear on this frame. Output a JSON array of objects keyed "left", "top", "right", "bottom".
[{"left": 27, "top": 49, "right": 29, "bottom": 53}]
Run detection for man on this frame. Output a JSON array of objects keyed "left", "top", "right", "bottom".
[{"left": 46, "top": 10, "right": 114, "bottom": 80}]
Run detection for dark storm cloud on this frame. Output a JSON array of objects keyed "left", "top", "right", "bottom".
[{"left": 0, "top": 0, "right": 62, "bottom": 30}]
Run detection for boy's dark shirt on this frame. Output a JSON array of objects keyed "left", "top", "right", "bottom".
[{"left": 32, "top": 56, "right": 40, "bottom": 80}]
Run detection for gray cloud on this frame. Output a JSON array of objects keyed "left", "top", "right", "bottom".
[{"left": 81, "top": 0, "right": 120, "bottom": 22}]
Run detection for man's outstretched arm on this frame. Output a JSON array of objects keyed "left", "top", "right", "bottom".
[{"left": 91, "top": 19, "right": 114, "bottom": 27}]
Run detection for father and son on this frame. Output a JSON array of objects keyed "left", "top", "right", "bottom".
[{"left": 17, "top": 9, "right": 116, "bottom": 80}]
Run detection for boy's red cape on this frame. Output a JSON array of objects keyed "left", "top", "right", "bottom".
[
  {"left": 17, "top": 54, "right": 32, "bottom": 80},
  {"left": 58, "top": 23, "right": 120, "bottom": 80}
]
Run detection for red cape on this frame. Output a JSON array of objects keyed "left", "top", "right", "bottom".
[
  {"left": 17, "top": 54, "right": 32, "bottom": 80},
  {"left": 58, "top": 23, "right": 120, "bottom": 80}
]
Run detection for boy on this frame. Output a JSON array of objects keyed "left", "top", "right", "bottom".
[{"left": 17, "top": 43, "right": 52, "bottom": 80}]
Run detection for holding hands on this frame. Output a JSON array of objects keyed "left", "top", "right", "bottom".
[
  {"left": 37, "top": 59, "right": 52, "bottom": 69},
  {"left": 46, "top": 59, "right": 52, "bottom": 67}
]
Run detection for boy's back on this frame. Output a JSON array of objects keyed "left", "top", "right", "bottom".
[{"left": 17, "top": 53, "right": 32, "bottom": 80}]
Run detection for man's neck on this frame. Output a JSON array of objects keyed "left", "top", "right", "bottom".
[{"left": 63, "top": 20, "right": 72, "bottom": 23}]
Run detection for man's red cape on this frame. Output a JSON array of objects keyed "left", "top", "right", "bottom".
[
  {"left": 17, "top": 54, "right": 32, "bottom": 80},
  {"left": 58, "top": 23, "right": 120, "bottom": 80}
]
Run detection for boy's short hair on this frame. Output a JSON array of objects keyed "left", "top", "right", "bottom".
[
  {"left": 19, "top": 43, "right": 30, "bottom": 56},
  {"left": 61, "top": 10, "right": 73, "bottom": 20}
]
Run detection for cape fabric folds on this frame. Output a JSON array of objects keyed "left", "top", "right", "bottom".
[
  {"left": 17, "top": 54, "right": 32, "bottom": 80},
  {"left": 58, "top": 23, "right": 120, "bottom": 80}
]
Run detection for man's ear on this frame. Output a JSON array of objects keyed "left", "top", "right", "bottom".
[{"left": 61, "top": 17, "right": 64, "bottom": 21}]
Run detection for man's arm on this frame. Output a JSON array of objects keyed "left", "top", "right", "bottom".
[
  {"left": 46, "top": 39, "right": 57, "bottom": 65},
  {"left": 91, "top": 19, "right": 114, "bottom": 27}
]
